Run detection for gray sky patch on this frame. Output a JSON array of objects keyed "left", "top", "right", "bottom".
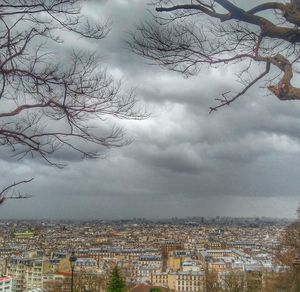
[{"left": 1, "top": 0, "right": 299, "bottom": 220}]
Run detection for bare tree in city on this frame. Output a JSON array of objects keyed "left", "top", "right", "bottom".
[
  {"left": 261, "top": 223, "right": 300, "bottom": 291},
  {"left": 206, "top": 271, "right": 222, "bottom": 292},
  {"left": 0, "top": 0, "right": 145, "bottom": 202},
  {"left": 46, "top": 271, "right": 107, "bottom": 292},
  {"left": 222, "top": 271, "right": 246, "bottom": 292},
  {"left": 130, "top": 0, "right": 300, "bottom": 112},
  {"left": 73, "top": 271, "right": 107, "bottom": 292}
]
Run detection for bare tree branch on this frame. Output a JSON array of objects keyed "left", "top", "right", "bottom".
[
  {"left": 0, "top": 178, "right": 34, "bottom": 205},
  {"left": 210, "top": 61, "right": 271, "bottom": 112},
  {"left": 130, "top": 0, "right": 300, "bottom": 110},
  {"left": 0, "top": 0, "right": 147, "bottom": 167},
  {"left": 0, "top": 0, "right": 148, "bottom": 204}
]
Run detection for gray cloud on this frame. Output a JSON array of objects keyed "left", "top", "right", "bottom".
[{"left": 0, "top": 0, "right": 299, "bottom": 220}]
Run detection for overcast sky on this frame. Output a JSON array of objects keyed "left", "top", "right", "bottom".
[{"left": 0, "top": 0, "right": 299, "bottom": 220}]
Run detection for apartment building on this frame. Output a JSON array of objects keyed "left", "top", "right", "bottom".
[
  {"left": 0, "top": 277, "right": 14, "bottom": 292},
  {"left": 151, "top": 271, "right": 206, "bottom": 292},
  {"left": 175, "top": 271, "right": 206, "bottom": 292},
  {"left": 6, "top": 257, "right": 51, "bottom": 292}
]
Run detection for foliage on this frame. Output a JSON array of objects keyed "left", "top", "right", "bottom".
[
  {"left": 73, "top": 271, "right": 107, "bottom": 292},
  {"left": 266, "top": 222, "right": 300, "bottom": 291},
  {"left": 222, "top": 271, "right": 246, "bottom": 292},
  {"left": 206, "top": 271, "right": 222, "bottom": 292},
  {"left": 264, "top": 271, "right": 295, "bottom": 292},
  {"left": 107, "top": 266, "right": 126, "bottom": 292},
  {"left": 206, "top": 270, "right": 263, "bottom": 292},
  {"left": 45, "top": 271, "right": 107, "bottom": 292},
  {"left": 245, "top": 272, "right": 262, "bottom": 292}
]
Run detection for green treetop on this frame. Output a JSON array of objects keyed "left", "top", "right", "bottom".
[{"left": 107, "top": 266, "right": 126, "bottom": 292}]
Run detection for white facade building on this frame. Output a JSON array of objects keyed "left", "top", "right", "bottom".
[{"left": 0, "top": 277, "right": 15, "bottom": 292}]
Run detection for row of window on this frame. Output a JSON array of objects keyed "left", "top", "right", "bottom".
[
  {"left": 177, "top": 281, "right": 202, "bottom": 285},
  {"left": 178, "top": 275, "right": 203, "bottom": 280},
  {"left": 178, "top": 287, "right": 203, "bottom": 291},
  {"left": 0, "top": 282, "right": 11, "bottom": 286}
]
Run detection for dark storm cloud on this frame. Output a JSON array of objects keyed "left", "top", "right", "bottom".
[{"left": 1, "top": 0, "right": 300, "bottom": 219}]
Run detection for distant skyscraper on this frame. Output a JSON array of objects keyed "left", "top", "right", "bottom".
[{"left": 297, "top": 203, "right": 300, "bottom": 221}]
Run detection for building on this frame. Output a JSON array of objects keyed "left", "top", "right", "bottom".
[
  {"left": 0, "top": 277, "right": 14, "bottom": 292},
  {"left": 168, "top": 251, "right": 188, "bottom": 272},
  {"left": 74, "top": 258, "right": 98, "bottom": 272},
  {"left": 175, "top": 271, "right": 206, "bottom": 292},
  {"left": 161, "top": 241, "right": 184, "bottom": 259},
  {"left": 151, "top": 271, "right": 206, "bottom": 292},
  {"left": 168, "top": 256, "right": 182, "bottom": 272},
  {"left": 139, "top": 255, "right": 162, "bottom": 267},
  {"left": 161, "top": 241, "right": 183, "bottom": 272},
  {"left": 7, "top": 257, "right": 51, "bottom": 292},
  {"left": 130, "top": 255, "right": 163, "bottom": 283}
]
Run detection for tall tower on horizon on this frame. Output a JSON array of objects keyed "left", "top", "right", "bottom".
[{"left": 297, "top": 202, "right": 300, "bottom": 221}]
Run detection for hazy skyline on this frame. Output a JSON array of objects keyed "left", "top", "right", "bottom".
[{"left": 0, "top": 0, "right": 299, "bottom": 220}]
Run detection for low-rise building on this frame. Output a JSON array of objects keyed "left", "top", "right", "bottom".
[
  {"left": 7, "top": 257, "right": 51, "bottom": 292},
  {"left": 0, "top": 277, "right": 14, "bottom": 292},
  {"left": 151, "top": 271, "right": 206, "bottom": 292}
]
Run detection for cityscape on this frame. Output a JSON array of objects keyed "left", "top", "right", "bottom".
[
  {"left": 1, "top": 0, "right": 300, "bottom": 291},
  {"left": 0, "top": 216, "right": 297, "bottom": 291}
]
